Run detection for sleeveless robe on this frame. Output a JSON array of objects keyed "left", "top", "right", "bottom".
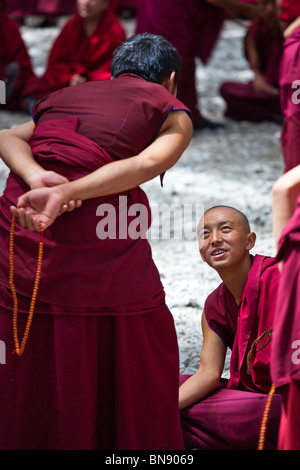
[{"left": 180, "top": 255, "right": 282, "bottom": 450}]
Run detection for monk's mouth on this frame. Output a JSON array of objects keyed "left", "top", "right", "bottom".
[{"left": 211, "top": 249, "right": 227, "bottom": 258}]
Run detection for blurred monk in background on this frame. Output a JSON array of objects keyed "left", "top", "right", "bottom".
[
  {"left": 0, "top": 0, "right": 36, "bottom": 111},
  {"left": 23, "top": 0, "right": 126, "bottom": 111}
]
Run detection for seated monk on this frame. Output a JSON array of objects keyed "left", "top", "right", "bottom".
[
  {"left": 0, "top": 0, "right": 35, "bottom": 111},
  {"left": 179, "top": 205, "right": 282, "bottom": 450},
  {"left": 220, "top": 0, "right": 283, "bottom": 123},
  {"left": 271, "top": 165, "right": 300, "bottom": 450},
  {"left": 23, "top": 0, "right": 126, "bottom": 109}
]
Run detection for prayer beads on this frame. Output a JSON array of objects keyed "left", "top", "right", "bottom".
[{"left": 9, "top": 215, "right": 44, "bottom": 357}]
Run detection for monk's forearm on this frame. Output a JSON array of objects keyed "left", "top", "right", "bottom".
[
  {"left": 0, "top": 122, "right": 44, "bottom": 187},
  {"left": 272, "top": 166, "right": 300, "bottom": 246},
  {"left": 179, "top": 369, "right": 221, "bottom": 410},
  {"left": 57, "top": 154, "right": 150, "bottom": 204}
]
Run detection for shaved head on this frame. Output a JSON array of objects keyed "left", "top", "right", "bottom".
[{"left": 202, "top": 205, "right": 251, "bottom": 234}]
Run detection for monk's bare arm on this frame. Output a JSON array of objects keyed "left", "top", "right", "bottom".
[
  {"left": 272, "top": 165, "right": 300, "bottom": 246},
  {"left": 13, "top": 110, "right": 193, "bottom": 231},
  {"left": 283, "top": 16, "right": 300, "bottom": 39},
  {"left": 0, "top": 121, "right": 44, "bottom": 186},
  {"left": 179, "top": 313, "right": 227, "bottom": 410}
]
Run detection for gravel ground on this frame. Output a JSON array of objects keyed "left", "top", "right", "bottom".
[{"left": 0, "top": 17, "right": 283, "bottom": 377}]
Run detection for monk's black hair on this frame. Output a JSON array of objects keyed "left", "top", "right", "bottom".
[{"left": 111, "top": 33, "right": 181, "bottom": 85}]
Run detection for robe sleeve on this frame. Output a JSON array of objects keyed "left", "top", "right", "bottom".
[{"left": 204, "top": 284, "right": 238, "bottom": 350}]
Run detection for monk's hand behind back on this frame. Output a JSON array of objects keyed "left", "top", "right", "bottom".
[
  {"left": 29, "top": 170, "right": 70, "bottom": 190},
  {"left": 10, "top": 186, "right": 82, "bottom": 232}
]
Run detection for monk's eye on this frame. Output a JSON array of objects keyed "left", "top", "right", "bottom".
[
  {"left": 199, "top": 230, "right": 210, "bottom": 239},
  {"left": 221, "top": 225, "right": 231, "bottom": 232}
]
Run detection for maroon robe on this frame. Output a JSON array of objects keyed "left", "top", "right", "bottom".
[
  {"left": 220, "top": 20, "right": 283, "bottom": 122},
  {"left": 5, "top": 0, "right": 76, "bottom": 18},
  {"left": 24, "top": 9, "right": 126, "bottom": 100},
  {"left": 279, "top": 27, "right": 300, "bottom": 172},
  {"left": 0, "top": 74, "right": 191, "bottom": 450},
  {"left": 135, "top": 0, "right": 225, "bottom": 123},
  {"left": 0, "top": 10, "right": 35, "bottom": 110},
  {"left": 180, "top": 255, "right": 282, "bottom": 450},
  {"left": 279, "top": 0, "right": 300, "bottom": 21},
  {"left": 271, "top": 195, "right": 300, "bottom": 449}
]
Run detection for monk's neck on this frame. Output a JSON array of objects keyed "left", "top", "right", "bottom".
[
  {"left": 218, "top": 256, "right": 252, "bottom": 305},
  {"left": 84, "top": 15, "right": 102, "bottom": 36}
]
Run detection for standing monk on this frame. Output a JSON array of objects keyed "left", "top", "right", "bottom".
[
  {"left": 23, "top": 0, "right": 126, "bottom": 107},
  {"left": 135, "top": 0, "right": 258, "bottom": 130},
  {"left": 179, "top": 206, "right": 281, "bottom": 450},
  {"left": 0, "top": 33, "right": 193, "bottom": 450},
  {"left": 271, "top": 164, "right": 300, "bottom": 450},
  {"left": 278, "top": 13, "right": 300, "bottom": 172}
]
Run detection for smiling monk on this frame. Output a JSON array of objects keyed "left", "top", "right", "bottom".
[{"left": 179, "top": 205, "right": 282, "bottom": 450}]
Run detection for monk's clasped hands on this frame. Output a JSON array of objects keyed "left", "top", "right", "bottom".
[{"left": 10, "top": 185, "right": 82, "bottom": 232}]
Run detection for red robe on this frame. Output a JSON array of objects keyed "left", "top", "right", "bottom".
[
  {"left": 279, "top": 0, "right": 300, "bottom": 21},
  {"left": 180, "top": 255, "right": 282, "bottom": 450},
  {"left": 5, "top": 0, "right": 76, "bottom": 17},
  {"left": 271, "top": 195, "right": 300, "bottom": 449},
  {"left": 0, "top": 11, "right": 35, "bottom": 110},
  {"left": 220, "top": 20, "right": 283, "bottom": 122},
  {"left": 24, "top": 9, "right": 126, "bottom": 100},
  {"left": 279, "top": 27, "right": 300, "bottom": 172},
  {"left": 135, "top": 0, "right": 225, "bottom": 123},
  {"left": 0, "top": 75, "right": 191, "bottom": 450}
]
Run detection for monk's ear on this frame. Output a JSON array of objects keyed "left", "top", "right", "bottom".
[
  {"left": 246, "top": 232, "right": 256, "bottom": 252},
  {"left": 162, "top": 72, "right": 177, "bottom": 96}
]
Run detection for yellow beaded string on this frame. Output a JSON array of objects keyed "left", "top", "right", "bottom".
[
  {"left": 9, "top": 215, "right": 44, "bottom": 357},
  {"left": 258, "top": 382, "right": 276, "bottom": 450}
]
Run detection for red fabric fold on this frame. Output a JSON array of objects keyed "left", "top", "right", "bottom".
[{"left": 0, "top": 117, "right": 161, "bottom": 309}]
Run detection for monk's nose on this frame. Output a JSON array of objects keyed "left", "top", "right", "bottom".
[{"left": 211, "top": 231, "right": 222, "bottom": 244}]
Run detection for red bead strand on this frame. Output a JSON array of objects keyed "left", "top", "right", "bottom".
[
  {"left": 258, "top": 382, "right": 276, "bottom": 450},
  {"left": 9, "top": 215, "right": 44, "bottom": 357}
]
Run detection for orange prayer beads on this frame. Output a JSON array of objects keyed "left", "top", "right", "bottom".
[
  {"left": 258, "top": 382, "right": 276, "bottom": 450},
  {"left": 9, "top": 215, "right": 44, "bottom": 357}
]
